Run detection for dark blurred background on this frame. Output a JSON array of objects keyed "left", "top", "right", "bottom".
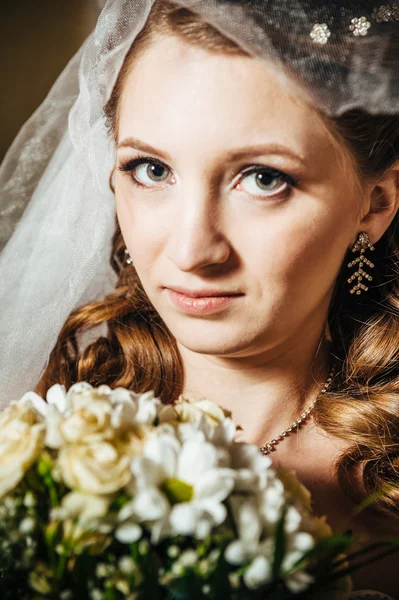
[{"left": 0, "top": 0, "right": 99, "bottom": 161}]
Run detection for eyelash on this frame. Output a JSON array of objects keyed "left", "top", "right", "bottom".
[{"left": 117, "top": 153, "right": 300, "bottom": 198}]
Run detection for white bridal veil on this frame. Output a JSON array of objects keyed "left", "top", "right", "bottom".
[{"left": 0, "top": 0, "right": 398, "bottom": 408}]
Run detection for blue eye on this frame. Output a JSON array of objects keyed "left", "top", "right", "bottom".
[
  {"left": 118, "top": 156, "right": 170, "bottom": 188},
  {"left": 238, "top": 166, "right": 298, "bottom": 198}
]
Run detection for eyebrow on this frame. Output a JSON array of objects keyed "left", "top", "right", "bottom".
[{"left": 117, "top": 136, "right": 306, "bottom": 167}]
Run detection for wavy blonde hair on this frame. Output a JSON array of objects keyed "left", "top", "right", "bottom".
[{"left": 36, "top": 1, "right": 399, "bottom": 514}]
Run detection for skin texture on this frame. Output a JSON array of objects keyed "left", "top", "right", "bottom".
[{"left": 114, "top": 34, "right": 399, "bottom": 595}]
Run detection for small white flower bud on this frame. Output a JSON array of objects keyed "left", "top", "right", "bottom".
[
  {"left": 167, "top": 544, "right": 180, "bottom": 558},
  {"left": 179, "top": 549, "right": 197, "bottom": 567},
  {"left": 138, "top": 539, "right": 149, "bottom": 554},
  {"left": 171, "top": 562, "right": 185, "bottom": 576},
  {"left": 228, "top": 572, "right": 240, "bottom": 589},
  {"left": 23, "top": 491, "right": 36, "bottom": 508},
  {"left": 208, "top": 548, "right": 220, "bottom": 563},
  {"left": 19, "top": 517, "right": 35, "bottom": 534},
  {"left": 118, "top": 556, "right": 135, "bottom": 575},
  {"left": 4, "top": 497, "right": 16, "bottom": 510},
  {"left": 198, "top": 559, "right": 210, "bottom": 575},
  {"left": 96, "top": 563, "right": 113, "bottom": 578}
]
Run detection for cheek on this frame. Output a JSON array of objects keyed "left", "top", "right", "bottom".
[
  {"left": 245, "top": 198, "right": 354, "bottom": 300},
  {"left": 115, "top": 189, "right": 164, "bottom": 265}
]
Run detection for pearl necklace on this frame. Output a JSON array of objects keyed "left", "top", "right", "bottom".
[{"left": 259, "top": 365, "right": 336, "bottom": 456}]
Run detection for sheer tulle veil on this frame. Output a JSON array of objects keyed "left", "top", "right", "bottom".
[{"left": 0, "top": 0, "right": 398, "bottom": 408}]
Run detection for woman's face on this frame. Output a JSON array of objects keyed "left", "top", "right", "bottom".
[{"left": 115, "top": 34, "right": 363, "bottom": 359}]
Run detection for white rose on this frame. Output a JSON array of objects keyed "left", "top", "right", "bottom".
[
  {"left": 0, "top": 401, "right": 45, "bottom": 498},
  {"left": 58, "top": 441, "right": 132, "bottom": 495}
]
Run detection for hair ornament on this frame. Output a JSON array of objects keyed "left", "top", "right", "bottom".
[
  {"left": 372, "top": 4, "right": 399, "bottom": 22},
  {"left": 310, "top": 23, "right": 331, "bottom": 44},
  {"left": 348, "top": 16, "right": 372, "bottom": 36},
  {"left": 310, "top": 3, "right": 399, "bottom": 44}
]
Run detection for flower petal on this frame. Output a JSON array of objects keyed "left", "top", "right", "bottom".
[
  {"left": 195, "top": 468, "right": 235, "bottom": 503},
  {"left": 177, "top": 440, "right": 217, "bottom": 484},
  {"left": 18, "top": 391, "right": 48, "bottom": 417},
  {"left": 195, "top": 498, "right": 227, "bottom": 526},
  {"left": 115, "top": 522, "right": 142, "bottom": 544},
  {"left": 243, "top": 555, "right": 272, "bottom": 589},
  {"left": 169, "top": 502, "right": 199, "bottom": 536},
  {"left": 225, "top": 540, "right": 247, "bottom": 565},
  {"left": 46, "top": 384, "right": 69, "bottom": 413},
  {"left": 131, "top": 488, "right": 170, "bottom": 522},
  {"left": 144, "top": 434, "right": 180, "bottom": 480}
]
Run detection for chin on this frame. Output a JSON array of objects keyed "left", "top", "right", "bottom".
[{"left": 167, "top": 318, "right": 259, "bottom": 356}]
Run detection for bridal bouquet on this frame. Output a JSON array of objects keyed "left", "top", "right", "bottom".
[{"left": 0, "top": 382, "right": 383, "bottom": 600}]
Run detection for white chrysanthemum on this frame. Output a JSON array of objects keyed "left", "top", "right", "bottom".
[
  {"left": 225, "top": 465, "right": 319, "bottom": 594},
  {"left": 229, "top": 442, "right": 273, "bottom": 492},
  {"left": 117, "top": 428, "right": 236, "bottom": 543}
]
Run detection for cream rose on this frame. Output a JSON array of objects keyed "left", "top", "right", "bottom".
[
  {"left": 0, "top": 401, "right": 45, "bottom": 498},
  {"left": 58, "top": 397, "right": 114, "bottom": 445},
  {"left": 158, "top": 395, "right": 232, "bottom": 428},
  {"left": 114, "top": 423, "right": 153, "bottom": 457},
  {"left": 58, "top": 440, "right": 132, "bottom": 494}
]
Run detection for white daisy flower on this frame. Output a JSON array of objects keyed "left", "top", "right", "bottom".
[{"left": 118, "top": 430, "right": 236, "bottom": 543}]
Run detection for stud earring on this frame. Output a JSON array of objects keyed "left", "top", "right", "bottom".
[
  {"left": 124, "top": 247, "right": 133, "bottom": 266},
  {"left": 347, "top": 231, "right": 375, "bottom": 295}
]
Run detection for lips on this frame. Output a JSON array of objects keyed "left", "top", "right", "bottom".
[
  {"left": 166, "top": 286, "right": 242, "bottom": 298},
  {"left": 165, "top": 287, "right": 243, "bottom": 316}
]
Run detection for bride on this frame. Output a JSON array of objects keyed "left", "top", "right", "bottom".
[{"left": 0, "top": 0, "right": 398, "bottom": 597}]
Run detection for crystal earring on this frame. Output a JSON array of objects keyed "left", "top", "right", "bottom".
[
  {"left": 347, "top": 231, "right": 375, "bottom": 295},
  {"left": 124, "top": 247, "right": 133, "bottom": 266}
]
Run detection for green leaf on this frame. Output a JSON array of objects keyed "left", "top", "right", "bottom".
[
  {"left": 350, "top": 479, "right": 399, "bottom": 519},
  {"left": 295, "top": 533, "right": 353, "bottom": 567},
  {"left": 272, "top": 504, "right": 287, "bottom": 579}
]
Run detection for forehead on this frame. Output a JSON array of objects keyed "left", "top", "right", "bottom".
[{"left": 118, "top": 34, "right": 335, "bottom": 164}]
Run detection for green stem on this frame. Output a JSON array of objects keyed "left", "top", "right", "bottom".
[
  {"left": 326, "top": 545, "right": 399, "bottom": 583},
  {"left": 342, "top": 478, "right": 399, "bottom": 527},
  {"left": 55, "top": 552, "right": 68, "bottom": 583},
  {"left": 332, "top": 540, "right": 398, "bottom": 569},
  {"left": 224, "top": 498, "right": 239, "bottom": 540},
  {"left": 48, "top": 483, "right": 59, "bottom": 507}
]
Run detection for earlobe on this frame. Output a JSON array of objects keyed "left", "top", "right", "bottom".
[{"left": 359, "top": 163, "right": 399, "bottom": 244}]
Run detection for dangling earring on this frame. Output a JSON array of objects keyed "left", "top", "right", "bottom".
[
  {"left": 347, "top": 231, "right": 375, "bottom": 295},
  {"left": 124, "top": 247, "right": 133, "bottom": 266}
]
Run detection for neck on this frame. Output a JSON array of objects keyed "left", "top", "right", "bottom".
[{"left": 179, "top": 322, "right": 332, "bottom": 450}]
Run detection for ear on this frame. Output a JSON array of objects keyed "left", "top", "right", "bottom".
[{"left": 359, "top": 160, "right": 399, "bottom": 244}]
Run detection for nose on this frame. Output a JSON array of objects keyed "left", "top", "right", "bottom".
[{"left": 166, "top": 188, "right": 231, "bottom": 272}]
